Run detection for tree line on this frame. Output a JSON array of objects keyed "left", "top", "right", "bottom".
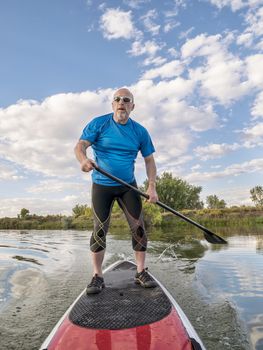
[
  {"left": 23, "top": 174, "right": 263, "bottom": 219},
  {"left": 70, "top": 172, "right": 262, "bottom": 216},
  {"left": 141, "top": 172, "right": 263, "bottom": 209},
  {"left": 6, "top": 173, "right": 263, "bottom": 224}
]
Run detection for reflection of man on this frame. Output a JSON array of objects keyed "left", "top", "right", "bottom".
[{"left": 74, "top": 88, "right": 158, "bottom": 294}]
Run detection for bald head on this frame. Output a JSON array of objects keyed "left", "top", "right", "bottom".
[{"left": 114, "top": 88, "right": 134, "bottom": 102}]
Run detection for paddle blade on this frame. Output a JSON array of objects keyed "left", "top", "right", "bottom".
[{"left": 203, "top": 230, "right": 227, "bottom": 244}]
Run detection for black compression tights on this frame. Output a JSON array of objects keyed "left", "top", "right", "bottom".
[{"left": 90, "top": 182, "right": 147, "bottom": 253}]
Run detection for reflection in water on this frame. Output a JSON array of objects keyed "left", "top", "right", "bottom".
[
  {"left": 12, "top": 255, "right": 43, "bottom": 266},
  {"left": 0, "top": 244, "right": 49, "bottom": 253},
  {"left": 0, "top": 230, "right": 77, "bottom": 310},
  {"left": 248, "top": 311, "right": 263, "bottom": 350},
  {"left": 256, "top": 237, "right": 263, "bottom": 254},
  {"left": 196, "top": 235, "right": 263, "bottom": 349}
]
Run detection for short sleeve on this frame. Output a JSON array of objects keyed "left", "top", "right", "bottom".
[
  {"left": 80, "top": 119, "right": 99, "bottom": 143},
  {"left": 140, "top": 128, "right": 155, "bottom": 158}
]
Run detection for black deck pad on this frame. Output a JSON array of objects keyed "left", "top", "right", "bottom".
[{"left": 69, "top": 261, "right": 172, "bottom": 330}]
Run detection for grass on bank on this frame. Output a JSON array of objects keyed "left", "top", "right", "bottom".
[{"left": 0, "top": 204, "right": 262, "bottom": 230}]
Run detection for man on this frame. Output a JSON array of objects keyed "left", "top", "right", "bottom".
[{"left": 74, "top": 87, "right": 158, "bottom": 294}]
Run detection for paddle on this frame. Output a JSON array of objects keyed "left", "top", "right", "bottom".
[{"left": 93, "top": 165, "right": 227, "bottom": 245}]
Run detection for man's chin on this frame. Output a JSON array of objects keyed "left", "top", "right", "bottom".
[{"left": 116, "top": 112, "right": 128, "bottom": 123}]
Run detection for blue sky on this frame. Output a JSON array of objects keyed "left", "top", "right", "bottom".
[{"left": 0, "top": 0, "right": 263, "bottom": 216}]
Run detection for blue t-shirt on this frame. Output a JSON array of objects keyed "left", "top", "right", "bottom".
[{"left": 80, "top": 113, "right": 155, "bottom": 186}]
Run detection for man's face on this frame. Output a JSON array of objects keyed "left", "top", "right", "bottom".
[{"left": 112, "top": 89, "right": 134, "bottom": 124}]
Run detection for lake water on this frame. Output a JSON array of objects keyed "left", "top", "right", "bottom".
[{"left": 0, "top": 227, "right": 262, "bottom": 350}]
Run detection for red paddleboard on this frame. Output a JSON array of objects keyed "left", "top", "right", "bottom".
[{"left": 40, "top": 260, "right": 205, "bottom": 350}]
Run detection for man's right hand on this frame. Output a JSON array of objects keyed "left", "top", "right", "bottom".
[{"left": 80, "top": 159, "right": 96, "bottom": 172}]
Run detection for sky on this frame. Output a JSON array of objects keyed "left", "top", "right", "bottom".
[{"left": 0, "top": 0, "right": 263, "bottom": 217}]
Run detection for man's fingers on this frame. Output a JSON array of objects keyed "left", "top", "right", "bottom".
[
  {"left": 147, "top": 195, "right": 158, "bottom": 203},
  {"left": 81, "top": 159, "right": 95, "bottom": 172}
]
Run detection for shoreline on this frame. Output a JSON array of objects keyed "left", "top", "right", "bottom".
[{"left": 1, "top": 206, "right": 262, "bottom": 231}]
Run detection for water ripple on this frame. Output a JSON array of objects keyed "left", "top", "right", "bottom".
[{"left": 196, "top": 235, "right": 263, "bottom": 349}]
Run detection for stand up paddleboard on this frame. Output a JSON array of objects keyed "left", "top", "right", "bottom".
[{"left": 40, "top": 260, "right": 205, "bottom": 350}]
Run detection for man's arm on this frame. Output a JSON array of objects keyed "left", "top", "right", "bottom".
[
  {"left": 144, "top": 154, "right": 158, "bottom": 203},
  {"left": 74, "top": 139, "right": 95, "bottom": 172}
]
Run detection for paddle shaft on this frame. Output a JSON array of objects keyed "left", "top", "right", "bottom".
[{"left": 94, "top": 165, "right": 227, "bottom": 244}]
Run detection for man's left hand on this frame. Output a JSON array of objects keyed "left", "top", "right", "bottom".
[{"left": 146, "top": 187, "right": 158, "bottom": 203}]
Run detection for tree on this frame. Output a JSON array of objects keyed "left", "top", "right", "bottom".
[
  {"left": 84, "top": 207, "right": 93, "bottom": 218},
  {"left": 61, "top": 216, "right": 72, "bottom": 229},
  {"left": 72, "top": 204, "right": 88, "bottom": 217},
  {"left": 141, "top": 172, "right": 203, "bottom": 210},
  {"left": 250, "top": 186, "right": 263, "bottom": 206},
  {"left": 142, "top": 202, "right": 162, "bottom": 226},
  {"left": 20, "top": 208, "right": 30, "bottom": 219},
  {"left": 206, "top": 195, "right": 226, "bottom": 209}
]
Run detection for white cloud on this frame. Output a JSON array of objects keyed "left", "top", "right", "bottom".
[
  {"left": 129, "top": 79, "right": 219, "bottom": 162},
  {"left": 160, "top": 100, "right": 218, "bottom": 132},
  {"left": 164, "top": 20, "right": 180, "bottom": 33},
  {"left": 256, "top": 38, "right": 263, "bottom": 49},
  {"left": 0, "top": 90, "right": 113, "bottom": 177},
  {"left": 216, "top": 186, "right": 254, "bottom": 206},
  {"left": 194, "top": 142, "right": 241, "bottom": 160},
  {"left": 0, "top": 163, "right": 24, "bottom": 180},
  {"left": 142, "top": 56, "right": 167, "bottom": 66},
  {"left": 98, "top": 3, "right": 107, "bottom": 11},
  {"left": 191, "top": 164, "right": 202, "bottom": 170},
  {"left": 123, "top": 0, "right": 150, "bottom": 9},
  {"left": 155, "top": 131, "right": 193, "bottom": 160},
  {"left": 174, "top": 0, "right": 188, "bottom": 7},
  {"left": 251, "top": 91, "right": 263, "bottom": 118},
  {"left": 129, "top": 39, "right": 164, "bottom": 57},
  {"left": 235, "top": 6, "right": 263, "bottom": 48},
  {"left": 181, "top": 33, "right": 222, "bottom": 58},
  {"left": 179, "top": 27, "right": 195, "bottom": 40},
  {"left": 201, "top": 185, "right": 254, "bottom": 206},
  {"left": 236, "top": 32, "right": 254, "bottom": 46},
  {"left": 167, "top": 48, "right": 179, "bottom": 57},
  {"left": 0, "top": 193, "right": 91, "bottom": 217},
  {"left": 208, "top": 0, "right": 246, "bottom": 11},
  {"left": 99, "top": 8, "right": 165, "bottom": 67},
  {"left": 27, "top": 180, "right": 89, "bottom": 194},
  {"left": 185, "top": 158, "right": 263, "bottom": 182},
  {"left": 100, "top": 8, "right": 136, "bottom": 40},
  {"left": 245, "top": 54, "right": 263, "bottom": 89},
  {"left": 141, "top": 60, "right": 184, "bottom": 79},
  {"left": 129, "top": 78, "right": 217, "bottom": 137},
  {"left": 245, "top": 5, "right": 263, "bottom": 37},
  {"left": 242, "top": 122, "right": 263, "bottom": 140},
  {"left": 210, "top": 164, "right": 222, "bottom": 169},
  {"left": 141, "top": 9, "right": 160, "bottom": 36},
  {"left": 208, "top": 0, "right": 263, "bottom": 11},
  {"left": 182, "top": 33, "right": 249, "bottom": 104},
  {"left": 0, "top": 78, "right": 219, "bottom": 184},
  {"left": 164, "top": 0, "right": 187, "bottom": 15}
]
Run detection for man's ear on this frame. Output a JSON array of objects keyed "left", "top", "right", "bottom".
[{"left": 131, "top": 103, "right": 135, "bottom": 111}]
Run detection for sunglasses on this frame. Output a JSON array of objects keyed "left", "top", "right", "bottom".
[{"left": 113, "top": 96, "right": 133, "bottom": 103}]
